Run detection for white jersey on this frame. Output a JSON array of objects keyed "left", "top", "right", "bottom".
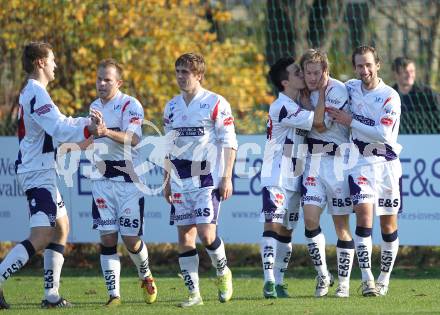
[
  {"left": 346, "top": 79, "right": 402, "bottom": 164},
  {"left": 16, "top": 79, "right": 91, "bottom": 174},
  {"left": 163, "top": 88, "right": 238, "bottom": 193},
  {"left": 307, "top": 77, "right": 349, "bottom": 156},
  {"left": 90, "top": 91, "right": 144, "bottom": 182},
  {"left": 260, "top": 93, "right": 314, "bottom": 191}
]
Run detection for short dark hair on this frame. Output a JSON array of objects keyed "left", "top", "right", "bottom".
[
  {"left": 269, "top": 57, "right": 295, "bottom": 92},
  {"left": 22, "top": 42, "right": 53, "bottom": 74},
  {"left": 98, "top": 58, "right": 123, "bottom": 79},
  {"left": 175, "top": 53, "right": 205, "bottom": 79},
  {"left": 351, "top": 45, "right": 380, "bottom": 66},
  {"left": 392, "top": 56, "right": 415, "bottom": 73}
]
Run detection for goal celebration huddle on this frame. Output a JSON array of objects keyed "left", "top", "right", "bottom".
[{"left": 0, "top": 42, "right": 402, "bottom": 309}]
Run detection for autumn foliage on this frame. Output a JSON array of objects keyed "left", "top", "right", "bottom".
[{"left": 0, "top": 0, "right": 272, "bottom": 134}]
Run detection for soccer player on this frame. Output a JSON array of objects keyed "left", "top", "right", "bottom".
[
  {"left": 328, "top": 45, "right": 402, "bottom": 297},
  {"left": 259, "top": 57, "right": 319, "bottom": 299},
  {"left": 299, "top": 49, "right": 354, "bottom": 298},
  {"left": 0, "top": 41, "right": 99, "bottom": 309},
  {"left": 88, "top": 59, "right": 157, "bottom": 306},
  {"left": 162, "top": 53, "right": 237, "bottom": 307}
]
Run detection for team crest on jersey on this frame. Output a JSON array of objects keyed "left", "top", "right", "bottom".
[
  {"left": 96, "top": 198, "right": 107, "bottom": 209},
  {"left": 357, "top": 176, "right": 368, "bottom": 185},
  {"left": 274, "top": 193, "right": 284, "bottom": 206},
  {"left": 173, "top": 193, "right": 183, "bottom": 204},
  {"left": 305, "top": 176, "right": 316, "bottom": 186}
]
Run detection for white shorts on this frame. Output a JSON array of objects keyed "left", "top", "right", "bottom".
[
  {"left": 17, "top": 169, "right": 67, "bottom": 228},
  {"left": 169, "top": 188, "right": 221, "bottom": 226},
  {"left": 92, "top": 180, "right": 144, "bottom": 236},
  {"left": 348, "top": 159, "right": 402, "bottom": 216},
  {"left": 302, "top": 157, "right": 352, "bottom": 215},
  {"left": 260, "top": 186, "right": 301, "bottom": 230}
]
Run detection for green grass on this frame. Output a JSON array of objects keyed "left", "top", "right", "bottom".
[{"left": 1, "top": 267, "right": 439, "bottom": 314}]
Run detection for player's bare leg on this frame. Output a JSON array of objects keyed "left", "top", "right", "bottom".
[
  {"left": 122, "top": 235, "right": 157, "bottom": 304},
  {"left": 304, "top": 205, "right": 333, "bottom": 297},
  {"left": 333, "top": 215, "right": 354, "bottom": 298}
]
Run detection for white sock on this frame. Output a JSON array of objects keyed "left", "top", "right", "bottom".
[
  {"left": 354, "top": 228, "right": 374, "bottom": 282},
  {"left": 377, "top": 232, "right": 399, "bottom": 285},
  {"left": 336, "top": 239, "right": 355, "bottom": 287},
  {"left": 100, "top": 247, "right": 121, "bottom": 298},
  {"left": 306, "top": 228, "right": 329, "bottom": 278},
  {"left": 274, "top": 239, "right": 292, "bottom": 285},
  {"left": 43, "top": 245, "right": 65, "bottom": 303},
  {"left": 205, "top": 237, "right": 228, "bottom": 276},
  {"left": 127, "top": 241, "right": 151, "bottom": 280},
  {"left": 261, "top": 232, "right": 277, "bottom": 283},
  {"left": 0, "top": 242, "right": 32, "bottom": 287},
  {"left": 178, "top": 250, "right": 200, "bottom": 294}
]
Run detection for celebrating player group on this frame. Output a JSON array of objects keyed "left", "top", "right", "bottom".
[{"left": 0, "top": 41, "right": 402, "bottom": 309}]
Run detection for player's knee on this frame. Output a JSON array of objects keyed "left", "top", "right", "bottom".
[
  {"left": 100, "top": 232, "right": 118, "bottom": 247},
  {"left": 199, "top": 233, "right": 216, "bottom": 246},
  {"left": 55, "top": 217, "right": 70, "bottom": 239},
  {"left": 304, "top": 216, "right": 320, "bottom": 230},
  {"left": 122, "top": 236, "right": 141, "bottom": 252}
]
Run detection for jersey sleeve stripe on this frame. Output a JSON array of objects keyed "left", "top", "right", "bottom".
[
  {"left": 121, "top": 100, "right": 130, "bottom": 113},
  {"left": 383, "top": 97, "right": 392, "bottom": 107},
  {"left": 211, "top": 99, "right": 220, "bottom": 121}
]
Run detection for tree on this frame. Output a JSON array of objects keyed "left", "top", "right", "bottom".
[{"left": 0, "top": 0, "right": 271, "bottom": 134}]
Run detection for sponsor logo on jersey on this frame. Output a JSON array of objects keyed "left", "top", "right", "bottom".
[
  {"left": 287, "top": 107, "right": 302, "bottom": 118},
  {"left": 223, "top": 117, "right": 234, "bottom": 126},
  {"left": 114, "top": 104, "right": 121, "bottom": 110},
  {"left": 129, "top": 110, "right": 142, "bottom": 117},
  {"left": 352, "top": 114, "right": 375, "bottom": 126},
  {"left": 174, "top": 127, "right": 205, "bottom": 136},
  {"left": 380, "top": 117, "right": 394, "bottom": 126},
  {"left": 129, "top": 117, "right": 141, "bottom": 125},
  {"left": 35, "top": 104, "right": 52, "bottom": 116},
  {"left": 326, "top": 97, "right": 341, "bottom": 105}
]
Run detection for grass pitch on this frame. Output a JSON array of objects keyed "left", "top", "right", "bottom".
[{"left": 1, "top": 267, "right": 439, "bottom": 314}]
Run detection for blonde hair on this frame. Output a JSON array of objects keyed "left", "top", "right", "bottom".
[{"left": 299, "top": 49, "right": 329, "bottom": 72}]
